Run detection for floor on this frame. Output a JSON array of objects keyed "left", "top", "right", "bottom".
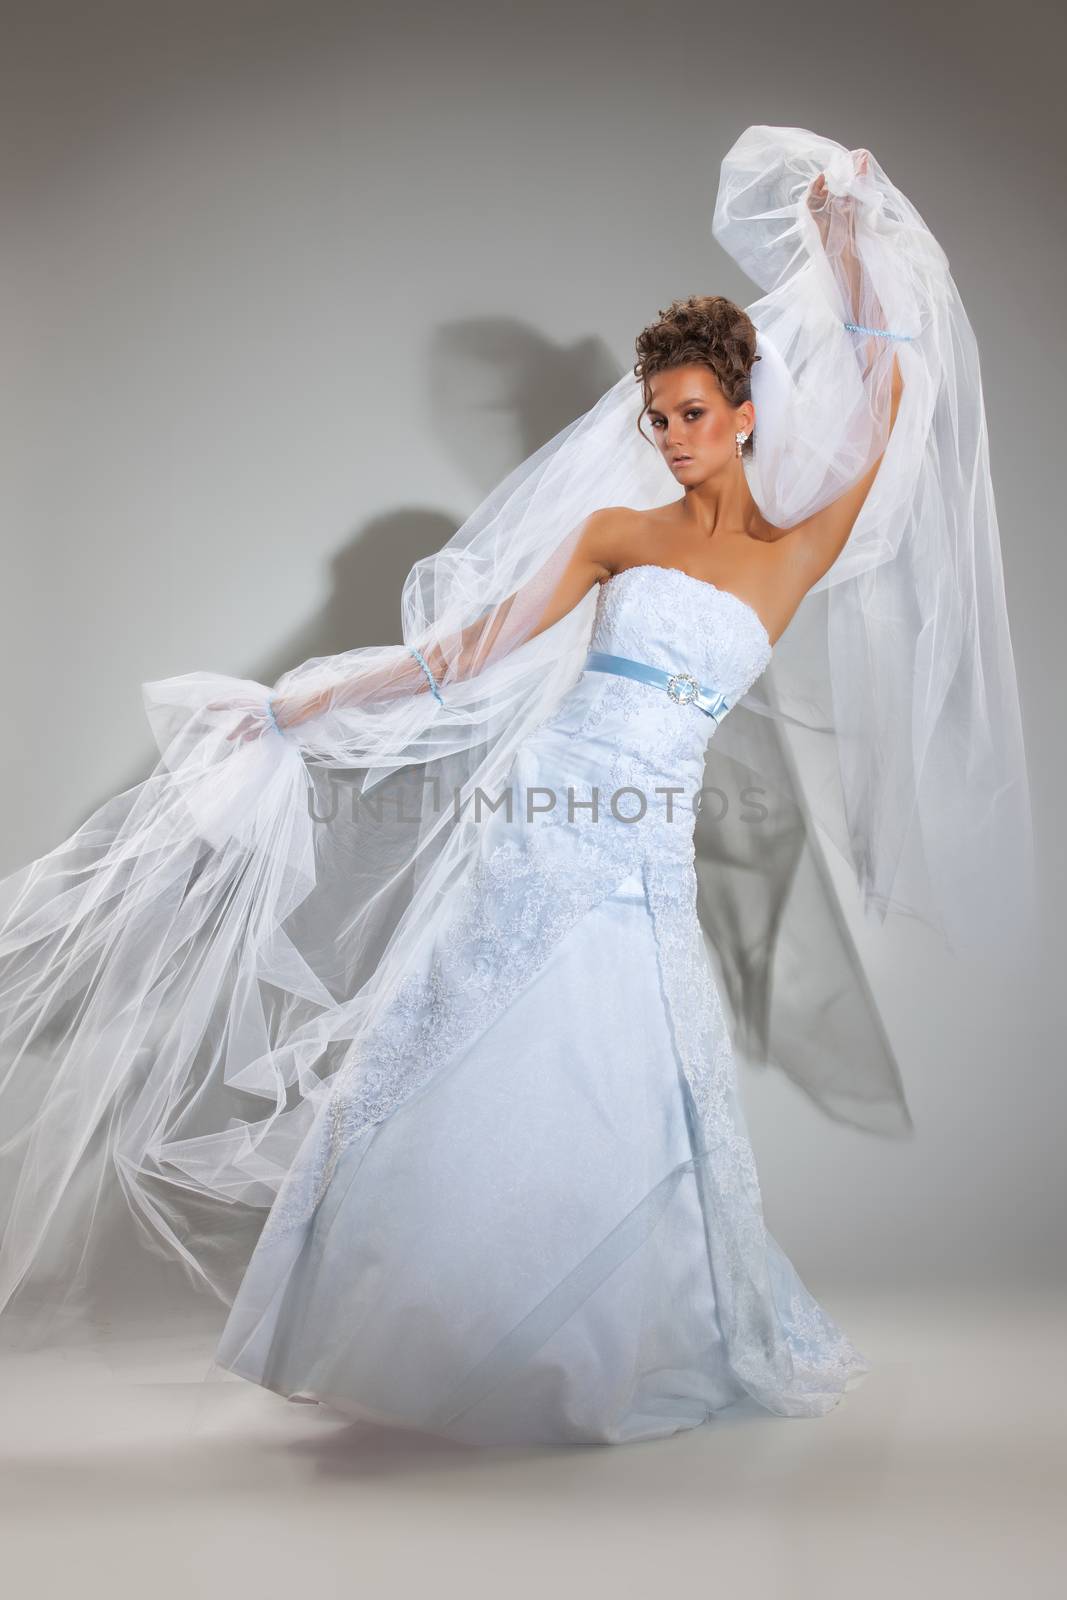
[{"left": 0, "top": 1286, "right": 1063, "bottom": 1599}]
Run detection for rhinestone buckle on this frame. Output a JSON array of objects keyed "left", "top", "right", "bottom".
[{"left": 665, "top": 671, "right": 699, "bottom": 706}]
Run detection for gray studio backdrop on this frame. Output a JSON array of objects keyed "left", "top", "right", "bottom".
[{"left": 3, "top": 0, "right": 1063, "bottom": 1298}]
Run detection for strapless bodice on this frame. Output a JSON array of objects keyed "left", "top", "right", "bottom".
[
  {"left": 537, "top": 562, "right": 773, "bottom": 757},
  {"left": 589, "top": 563, "right": 773, "bottom": 698},
  {"left": 503, "top": 564, "right": 774, "bottom": 866}
]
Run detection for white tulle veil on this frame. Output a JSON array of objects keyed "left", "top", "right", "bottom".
[{"left": 0, "top": 125, "right": 1037, "bottom": 1335}]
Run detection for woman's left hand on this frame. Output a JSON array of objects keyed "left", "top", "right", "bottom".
[{"left": 806, "top": 149, "right": 870, "bottom": 247}]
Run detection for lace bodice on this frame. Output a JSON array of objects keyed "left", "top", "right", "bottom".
[
  {"left": 535, "top": 562, "right": 772, "bottom": 761},
  {"left": 589, "top": 563, "right": 773, "bottom": 699},
  {"left": 511, "top": 562, "right": 774, "bottom": 864}
]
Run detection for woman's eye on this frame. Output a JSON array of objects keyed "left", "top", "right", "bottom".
[{"left": 650, "top": 409, "right": 703, "bottom": 430}]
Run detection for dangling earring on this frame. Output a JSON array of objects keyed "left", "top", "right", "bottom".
[{"left": 735, "top": 431, "right": 748, "bottom": 459}]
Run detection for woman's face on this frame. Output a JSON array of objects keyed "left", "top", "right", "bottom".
[{"left": 645, "top": 364, "right": 751, "bottom": 480}]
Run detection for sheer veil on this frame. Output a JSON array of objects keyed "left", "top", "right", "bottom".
[{"left": 0, "top": 125, "right": 1037, "bottom": 1334}]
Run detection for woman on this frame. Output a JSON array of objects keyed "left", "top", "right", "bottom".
[{"left": 0, "top": 127, "right": 1036, "bottom": 1446}]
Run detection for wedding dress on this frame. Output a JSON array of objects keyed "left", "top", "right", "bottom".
[
  {"left": 215, "top": 563, "right": 870, "bottom": 1443},
  {"left": 0, "top": 125, "right": 1035, "bottom": 1447}
]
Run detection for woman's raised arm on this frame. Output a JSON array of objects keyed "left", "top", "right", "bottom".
[{"left": 785, "top": 153, "right": 907, "bottom": 584}]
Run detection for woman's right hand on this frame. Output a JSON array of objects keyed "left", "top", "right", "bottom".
[{"left": 205, "top": 697, "right": 285, "bottom": 744}]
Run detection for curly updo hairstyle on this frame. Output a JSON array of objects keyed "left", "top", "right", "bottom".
[{"left": 633, "top": 294, "right": 759, "bottom": 459}]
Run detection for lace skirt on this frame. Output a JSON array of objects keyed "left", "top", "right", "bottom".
[{"left": 214, "top": 840, "right": 870, "bottom": 1446}]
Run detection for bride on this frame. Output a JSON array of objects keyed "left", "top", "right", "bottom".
[{"left": 0, "top": 127, "right": 1036, "bottom": 1446}]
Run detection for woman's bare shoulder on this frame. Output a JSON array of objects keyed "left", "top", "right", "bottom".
[
  {"left": 583, "top": 503, "right": 691, "bottom": 573},
  {"left": 577, "top": 505, "right": 647, "bottom": 578}
]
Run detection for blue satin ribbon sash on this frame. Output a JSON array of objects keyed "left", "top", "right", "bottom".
[{"left": 584, "top": 650, "right": 731, "bottom": 723}]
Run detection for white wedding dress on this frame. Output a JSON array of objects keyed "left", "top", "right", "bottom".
[
  {"left": 214, "top": 563, "right": 871, "bottom": 1445},
  {"left": 0, "top": 126, "right": 1036, "bottom": 1455}
]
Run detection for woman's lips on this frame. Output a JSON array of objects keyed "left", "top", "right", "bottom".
[{"left": 671, "top": 455, "right": 692, "bottom": 466}]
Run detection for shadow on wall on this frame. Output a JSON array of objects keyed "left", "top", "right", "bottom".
[{"left": 90, "top": 316, "right": 624, "bottom": 820}]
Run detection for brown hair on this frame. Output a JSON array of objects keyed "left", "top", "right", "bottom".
[{"left": 633, "top": 293, "right": 759, "bottom": 457}]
